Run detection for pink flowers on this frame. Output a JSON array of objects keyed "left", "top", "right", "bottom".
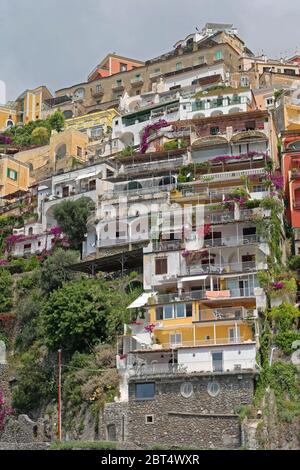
[
  {"left": 0, "top": 259, "right": 8, "bottom": 266},
  {"left": 140, "top": 119, "right": 169, "bottom": 154},
  {"left": 0, "top": 135, "right": 12, "bottom": 145},
  {"left": 272, "top": 281, "right": 284, "bottom": 290},
  {"left": 49, "top": 226, "right": 62, "bottom": 237},
  {"left": 197, "top": 224, "right": 211, "bottom": 237},
  {"left": 267, "top": 175, "right": 284, "bottom": 190},
  {"left": 144, "top": 323, "right": 156, "bottom": 333},
  {"left": 211, "top": 151, "right": 268, "bottom": 163},
  {"left": 182, "top": 249, "right": 191, "bottom": 258}
]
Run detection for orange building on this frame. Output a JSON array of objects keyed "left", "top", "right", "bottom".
[
  {"left": 87, "top": 53, "right": 144, "bottom": 82},
  {"left": 282, "top": 133, "right": 300, "bottom": 252}
]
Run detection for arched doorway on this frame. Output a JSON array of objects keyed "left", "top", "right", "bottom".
[{"left": 107, "top": 424, "right": 117, "bottom": 441}]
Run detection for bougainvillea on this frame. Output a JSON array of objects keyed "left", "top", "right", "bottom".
[
  {"left": 0, "top": 135, "right": 12, "bottom": 145},
  {"left": 211, "top": 151, "right": 268, "bottom": 163},
  {"left": 144, "top": 323, "right": 156, "bottom": 333},
  {"left": 272, "top": 281, "right": 284, "bottom": 290},
  {"left": 140, "top": 119, "right": 169, "bottom": 153}
]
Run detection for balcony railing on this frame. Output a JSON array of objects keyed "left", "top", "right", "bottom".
[
  {"left": 202, "top": 234, "right": 261, "bottom": 248},
  {"left": 101, "top": 184, "right": 176, "bottom": 199},
  {"left": 184, "top": 261, "right": 257, "bottom": 276},
  {"left": 204, "top": 209, "right": 260, "bottom": 224},
  {"left": 196, "top": 306, "right": 253, "bottom": 322},
  {"left": 192, "top": 96, "right": 246, "bottom": 112},
  {"left": 152, "top": 240, "right": 183, "bottom": 252},
  {"left": 154, "top": 286, "right": 255, "bottom": 304}
]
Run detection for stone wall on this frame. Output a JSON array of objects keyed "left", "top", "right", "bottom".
[
  {"left": 102, "top": 372, "right": 255, "bottom": 449},
  {"left": 100, "top": 402, "right": 128, "bottom": 443}
]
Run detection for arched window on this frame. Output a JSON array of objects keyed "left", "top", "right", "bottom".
[
  {"left": 55, "top": 144, "right": 67, "bottom": 161},
  {"left": 6, "top": 119, "right": 14, "bottom": 128},
  {"left": 126, "top": 181, "right": 142, "bottom": 191},
  {"left": 73, "top": 88, "right": 85, "bottom": 100},
  {"left": 28, "top": 227, "right": 33, "bottom": 236},
  {"left": 159, "top": 176, "right": 176, "bottom": 186},
  {"left": 63, "top": 110, "right": 73, "bottom": 119}
]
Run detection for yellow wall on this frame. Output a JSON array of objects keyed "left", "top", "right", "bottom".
[
  {"left": 0, "top": 106, "right": 17, "bottom": 131},
  {"left": 149, "top": 304, "right": 253, "bottom": 347},
  {"left": 65, "top": 109, "right": 119, "bottom": 131},
  {"left": 0, "top": 157, "right": 30, "bottom": 198}
]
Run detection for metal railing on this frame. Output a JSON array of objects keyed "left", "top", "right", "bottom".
[
  {"left": 101, "top": 183, "right": 176, "bottom": 199},
  {"left": 202, "top": 234, "right": 261, "bottom": 247},
  {"left": 184, "top": 261, "right": 257, "bottom": 276},
  {"left": 152, "top": 240, "right": 183, "bottom": 252},
  {"left": 196, "top": 306, "right": 252, "bottom": 322},
  {"left": 154, "top": 287, "right": 255, "bottom": 305}
]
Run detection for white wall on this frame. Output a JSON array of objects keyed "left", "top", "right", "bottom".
[{"left": 178, "top": 343, "right": 256, "bottom": 373}]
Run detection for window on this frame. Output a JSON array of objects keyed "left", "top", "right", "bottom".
[
  {"left": 210, "top": 126, "right": 219, "bottom": 136},
  {"left": 175, "top": 304, "right": 185, "bottom": 318},
  {"left": 229, "top": 327, "right": 240, "bottom": 343},
  {"left": 135, "top": 73, "right": 141, "bottom": 80},
  {"left": 240, "top": 76, "right": 249, "bottom": 87},
  {"left": 245, "top": 120, "right": 255, "bottom": 130},
  {"left": 176, "top": 62, "right": 182, "bottom": 71},
  {"left": 212, "top": 352, "right": 223, "bottom": 372},
  {"left": 28, "top": 227, "right": 33, "bottom": 236},
  {"left": 266, "top": 97, "right": 274, "bottom": 106},
  {"left": 155, "top": 258, "right": 168, "bottom": 275},
  {"left": 74, "top": 88, "right": 85, "bottom": 99},
  {"left": 7, "top": 168, "right": 18, "bottom": 181},
  {"left": 186, "top": 303, "right": 193, "bottom": 317},
  {"left": 170, "top": 333, "right": 182, "bottom": 346},
  {"left": 180, "top": 382, "right": 194, "bottom": 398},
  {"left": 96, "top": 84, "right": 102, "bottom": 93},
  {"left": 207, "top": 381, "right": 220, "bottom": 397},
  {"left": 156, "top": 306, "right": 163, "bottom": 321},
  {"left": 116, "top": 79, "right": 123, "bottom": 86},
  {"left": 145, "top": 415, "right": 154, "bottom": 424},
  {"left": 77, "top": 146, "right": 83, "bottom": 157},
  {"left": 198, "top": 56, "right": 205, "bottom": 65},
  {"left": 154, "top": 68, "right": 161, "bottom": 74},
  {"left": 135, "top": 383, "right": 155, "bottom": 400},
  {"left": 6, "top": 119, "right": 14, "bottom": 127},
  {"left": 215, "top": 51, "right": 223, "bottom": 61},
  {"left": 120, "top": 63, "right": 127, "bottom": 72},
  {"left": 163, "top": 305, "right": 173, "bottom": 319}
]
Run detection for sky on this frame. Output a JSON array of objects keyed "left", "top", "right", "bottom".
[{"left": 1, "top": 0, "right": 300, "bottom": 101}]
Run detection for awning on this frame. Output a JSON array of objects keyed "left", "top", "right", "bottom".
[
  {"left": 127, "top": 292, "right": 157, "bottom": 309},
  {"left": 76, "top": 173, "right": 97, "bottom": 181},
  {"left": 180, "top": 275, "right": 208, "bottom": 283},
  {"left": 37, "top": 185, "right": 50, "bottom": 191}
]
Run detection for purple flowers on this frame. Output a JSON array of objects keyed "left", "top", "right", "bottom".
[
  {"left": 272, "top": 282, "right": 284, "bottom": 290},
  {"left": 0, "top": 135, "right": 12, "bottom": 145},
  {"left": 182, "top": 249, "right": 191, "bottom": 258},
  {"left": 267, "top": 175, "right": 284, "bottom": 190},
  {"left": 144, "top": 323, "right": 156, "bottom": 333},
  {"left": 140, "top": 119, "right": 169, "bottom": 154},
  {"left": 0, "top": 391, "right": 13, "bottom": 432},
  {"left": 0, "top": 259, "right": 8, "bottom": 266},
  {"left": 49, "top": 226, "right": 62, "bottom": 237},
  {"left": 211, "top": 151, "right": 268, "bottom": 163}
]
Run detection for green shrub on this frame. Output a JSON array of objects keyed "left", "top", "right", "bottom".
[{"left": 0, "top": 269, "right": 13, "bottom": 312}]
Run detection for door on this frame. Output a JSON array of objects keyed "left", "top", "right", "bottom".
[
  {"left": 228, "top": 327, "right": 240, "bottom": 343},
  {"left": 212, "top": 352, "right": 223, "bottom": 372},
  {"left": 107, "top": 424, "right": 117, "bottom": 441},
  {"left": 62, "top": 186, "right": 69, "bottom": 198}
]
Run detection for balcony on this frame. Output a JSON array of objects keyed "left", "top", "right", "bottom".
[
  {"left": 192, "top": 96, "right": 246, "bottom": 112},
  {"left": 154, "top": 286, "right": 255, "bottom": 305},
  {"left": 101, "top": 183, "right": 176, "bottom": 200},
  {"left": 184, "top": 261, "right": 258, "bottom": 276},
  {"left": 112, "top": 81, "right": 125, "bottom": 91},
  {"left": 152, "top": 240, "right": 183, "bottom": 252},
  {"left": 195, "top": 306, "right": 254, "bottom": 322},
  {"left": 91, "top": 87, "right": 104, "bottom": 98},
  {"left": 131, "top": 77, "right": 144, "bottom": 87},
  {"left": 149, "top": 70, "right": 162, "bottom": 79},
  {"left": 202, "top": 234, "right": 261, "bottom": 248}
]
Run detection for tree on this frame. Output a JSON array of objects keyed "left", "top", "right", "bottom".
[
  {"left": 39, "top": 248, "right": 79, "bottom": 294},
  {"left": 40, "top": 278, "right": 110, "bottom": 353},
  {"left": 30, "top": 126, "right": 50, "bottom": 146},
  {"left": 48, "top": 111, "right": 65, "bottom": 133},
  {"left": 0, "top": 269, "right": 13, "bottom": 312},
  {"left": 53, "top": 198, "right": 94, "bottom": 252}
]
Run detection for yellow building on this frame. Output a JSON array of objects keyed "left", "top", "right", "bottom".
[
  {"left": 14, "top": 128, "right": 89, "bottom": 181},
  {"left": 15, "top": 86, "right": 52, "bottom": 124},
  {"left": 0, "top": 105, "right": 17, "bottom": 131},
  {"left": 65, "top": 109, "right": 119, "bottom": 135},
  {"left": 0, "top": 155, "right": 30, "bottom": 199}
]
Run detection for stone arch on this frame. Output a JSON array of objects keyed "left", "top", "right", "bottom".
[
  {"left": 120, "top": 131, "right": 135, "bottom": 147},
  {"left": 159, "top": 175, "right": 176, "bottom": 186},
  {"left": 193, "top": 112, "right": 206, "bottom": 119},
  {"left": 55, "top": 143, "right": 67, "bottom": 161},
  {"left": 210, "top": 110, "right": 223, "bottom": 117},
  {"left": 228, "top": 107, "right": 242, "bottom": 114}
]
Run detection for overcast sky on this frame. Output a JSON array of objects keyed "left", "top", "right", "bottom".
[{"left": 1, "top": 0, "right": 300, "bottom": 101}]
